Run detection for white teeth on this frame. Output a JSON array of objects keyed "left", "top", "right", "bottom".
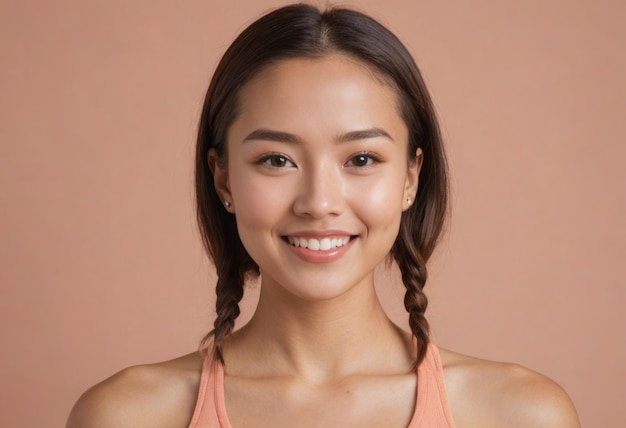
[
  {"left": 320, "top": 238, "right": 331, "bottom": 251},
  {"left": 287, "top": 236, "right": 351, "bottom": 251}
]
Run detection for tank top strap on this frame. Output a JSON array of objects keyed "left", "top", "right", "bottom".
[
  {"left": 188, "top": 351, "right": 231, "bottom": 428},
  {"left": 407, "top": 343, "right": 456, "bottom": 427}
]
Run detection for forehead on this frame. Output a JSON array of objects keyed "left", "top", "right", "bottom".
[
  {"left": 252, "top": 53, "right": 396, "bottom": 88},
  {"left": 232, "top": 55, "right": 406, "bottom": 136},
  {"left": 240, "top": 54, "right": 397, "bottom": 100}
]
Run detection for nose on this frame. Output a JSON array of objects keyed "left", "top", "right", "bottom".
[{"left": 292, "top": 161, "right": 345, "bottom": 219}]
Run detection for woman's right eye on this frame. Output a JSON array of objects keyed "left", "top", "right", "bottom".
[{"left": 258, "top": 154, "right": 295, "bottom": 168}]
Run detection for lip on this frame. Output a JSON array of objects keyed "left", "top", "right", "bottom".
[{"left": 281, "top": 230, "right": 357, "bottom": 264}]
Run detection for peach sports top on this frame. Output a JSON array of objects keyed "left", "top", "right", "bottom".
[{"left": 188, "top": 343, "right": 455, "bottom": 427}]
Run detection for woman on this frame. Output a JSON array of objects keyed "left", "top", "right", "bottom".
[{"left": 67, "top": 4, "right": 580, "bottom": 427}]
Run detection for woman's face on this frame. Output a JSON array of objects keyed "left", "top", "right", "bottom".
[{"left": 212, "top": 55, "right": 421, "bottom": 301}]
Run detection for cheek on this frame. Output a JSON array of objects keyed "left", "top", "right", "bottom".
[
  {"left": 230, "top": 172, "right": 295, "bottom": 229},
  {"left": 363, "top": 178, "right": 403, "bottom": 205},
  {"left": 348, "top": 173, "right": 406, "bottom": 231}
]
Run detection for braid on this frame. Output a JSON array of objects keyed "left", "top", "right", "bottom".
[
  {"left": 396, "top": 249, "right": 430, "bottom": 367},
  {"left": 200, "top": 265, "right": 246, "bottom": 364},
  {"left": 392, "top": 182, "right": 445, "bottom": 368},
  {"left": 215, "top": 274, "right": 244, "bottom": 363}
]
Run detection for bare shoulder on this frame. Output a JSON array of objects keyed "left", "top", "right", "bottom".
[
  {"left": 66, "top": 352, "right": 204, "bottom": 428},
  {"left": 438, "top": 347, "right": 580, "bottom": 428}
]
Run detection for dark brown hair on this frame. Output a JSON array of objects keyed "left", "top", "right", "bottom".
[{"left": 195, "top": 3, "right": 448, "bottom": 367}]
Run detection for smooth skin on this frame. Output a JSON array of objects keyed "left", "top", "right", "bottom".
[{"left": 67, "top": 56, "right": 580, "bottom": 427}]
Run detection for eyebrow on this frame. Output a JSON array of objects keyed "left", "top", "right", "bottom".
[{"left": 242, "top": 127, "right": 394, "bottom": 144}]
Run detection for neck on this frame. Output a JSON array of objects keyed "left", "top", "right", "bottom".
[{"left": 227, "top": 274, "right": 414, "bottom": 383}]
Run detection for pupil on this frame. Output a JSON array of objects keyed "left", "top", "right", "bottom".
[
  {"left": 273, "top": 156, "right": 286, "bottom": 167},
  {"left": 355, "top": 155, "right": 367, "bottom": 166}
]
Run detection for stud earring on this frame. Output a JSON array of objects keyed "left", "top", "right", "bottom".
[
  {"left": 224, "top": 201, "right": 231, "bottom": 208},
  {"left": 406, "top": 197, "right": 412, "bottom": 205}
]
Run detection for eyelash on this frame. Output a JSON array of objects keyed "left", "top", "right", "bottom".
[
  {"left": 256, "top": 153, "right": 296, "bottom": 168},
  {"left": 345, "top": 152, "right": 383, "bottom": 168}
]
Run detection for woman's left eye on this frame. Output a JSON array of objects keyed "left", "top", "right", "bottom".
[{"left": 345, "top": 153, "right": 379, "bottom": 167}]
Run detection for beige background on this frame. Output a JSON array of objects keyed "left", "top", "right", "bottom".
[{"left": 1, "top": 0, "right": 624, "bottom": 426}]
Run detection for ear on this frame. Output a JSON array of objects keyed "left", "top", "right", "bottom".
[
  {"left": 403, "top": 147, "right": 423, "bottom": 211},
  {"left": 208, "top": 149, "right": 234, "bottom": 212}
]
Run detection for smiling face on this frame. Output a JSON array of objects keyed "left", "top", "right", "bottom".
[{"left": 211, "top": 55, "right": 421, "bottom": 302}]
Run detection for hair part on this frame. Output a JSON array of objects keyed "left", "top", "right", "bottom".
[{"left": 196, "top": 3, "right": 448, "bottom": 367}]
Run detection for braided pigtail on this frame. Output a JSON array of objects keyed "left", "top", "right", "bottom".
[
  {"left": 199, "top": 271, "right": 244, "bottom": 364},
  {"left": 391, "top": 148, "right": 447, "bottom": 367},
  {"left": 395, "top": 242, "right": 430, "bottom": 367},
  {"left": 391, "top": 112, "right": 448, "bottom": 367},
  {"left": 197, "top": 216, "right": 258, "bottom": 362}
]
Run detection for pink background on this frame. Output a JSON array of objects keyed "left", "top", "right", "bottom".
[{"left": 1, "top": 1, "right": 624, "bottom": 426}]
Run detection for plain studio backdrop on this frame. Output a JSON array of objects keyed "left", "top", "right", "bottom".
[{"left": 1, "top": 0, "right": 624, "bottom": 426}]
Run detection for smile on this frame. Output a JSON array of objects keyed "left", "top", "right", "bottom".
[{"left": 286, "top": 236, "right": 351, "bottom": 251}]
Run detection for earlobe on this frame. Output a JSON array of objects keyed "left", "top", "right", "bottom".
[
  {"left": 403, "top": 148, "right": 423, "bottom": 210},
  {"left": 208, "top": 149, "right": 234, "bottom": 211}
]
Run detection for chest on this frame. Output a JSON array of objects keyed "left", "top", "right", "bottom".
[{"left": 223, "top": 374, "right": 418, "bottom": 428}]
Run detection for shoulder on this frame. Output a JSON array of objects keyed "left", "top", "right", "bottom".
[
  {"left": 438, "top": 347, "right": 580, "bottom": 428},
  {"left": 66, "top": 352, "right": 204, "bottom": 428}
]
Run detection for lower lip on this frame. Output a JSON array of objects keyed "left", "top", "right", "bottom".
[{"left": 283, "top": 238, "right": 355, "bottom": 264}]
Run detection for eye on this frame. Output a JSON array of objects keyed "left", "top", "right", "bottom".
[
  {"left": 258, "top": 154, "right": 296, "bottom": 168},
  {"left": 345, "top": 152, "right": 380, "bottom": 168}
]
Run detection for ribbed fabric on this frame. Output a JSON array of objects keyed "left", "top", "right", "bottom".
[
  {"left": 407, "top": 344, "right": 456, "bottom": 427},
  {"left": 188, "top": 344, "right": 455, "bottom": 427}
]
